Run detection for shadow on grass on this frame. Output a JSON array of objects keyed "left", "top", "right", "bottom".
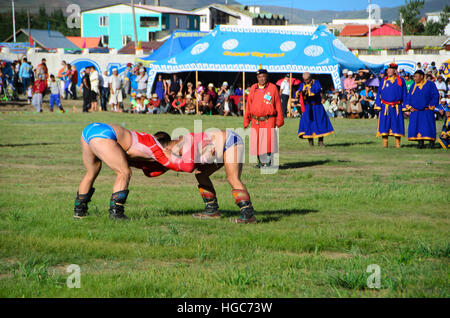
[
  {"left": 165, "top": 208, "right": 318, "bottom": 223},
  {"left": 279, "top": 160, "right": 330, "bottom": 170},
  {"left": 325, "top": 141, "right": 375, "bottom": 147},
  {"left": 0, "top": 142, "right": 62, "bottom": 147}
]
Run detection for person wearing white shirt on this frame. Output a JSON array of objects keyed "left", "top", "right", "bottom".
[
  {"left": 280, "top": 74, "right": 291, "bottom": 118},
  {"left": 136, "top": 68, "right": 148, "bottom": 95},
  {"left": 89, "top": 67, "right": 99, "bottom": 111},
  {"left": 109, "top": 69, "right": 123, "bottom": 112},
  {"left": 100, "top": 70, "right": 110, "bottom": 111},
  {"left": 435, "top": 75, "right": 447, "bottom": 98}
]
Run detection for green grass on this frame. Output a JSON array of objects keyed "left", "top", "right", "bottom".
[{"left": 0, "top": 111, "right": 449, "bottom": 297}]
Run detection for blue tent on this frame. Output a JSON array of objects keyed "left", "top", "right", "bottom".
[
  {"left": 137, "top": 31, "right": 207, "bottom": 65},
  {"left": 147, "top": 25, "right": 383, "bottom": 92}
]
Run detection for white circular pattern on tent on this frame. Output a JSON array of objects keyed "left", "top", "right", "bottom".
[
  {"left": 191, "top": 42, "right": 209, "bottom": 55},
  {"left": 280, "top": 41, "right": 296, "bottom": 52},
  {"left": 222, "top": 39, "right": 239, "bottom": 50},
  {"left": 304, "top": 45, "right": 323, "bottom": 57},
  {"left": 333, "top": 39, "right": 348, "bottom": 52}
]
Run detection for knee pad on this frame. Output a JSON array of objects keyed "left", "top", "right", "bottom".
[{"left": 110, "top": 189, "right": 129, "bottom": 206}]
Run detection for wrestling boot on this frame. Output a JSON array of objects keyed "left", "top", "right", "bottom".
[
  {"left": 73, "top": 187, "right": 95, "bottom": 219},
  {"left": 418, "top": 140, "right": 425, "bottom": 149},
  {"left": 109, "top": 190, "right": 129, "bottom": 220},
  {"left": 193, "top": 186, "right": 221, "bottom": 219},
  {"left": 308, "top": 138, "right": 314, "bottom": 146},
  {"left": 230, "top": 189, "right": 257, "bottom": 224},
  {"left": 254, "top": 156, "right": 262, "bottom": 168},
  {"left": 395, "top": 137, "right": 401, "bottom": 149},
  {"left": 428, "top": 140, "right": 435, "bottom": 149}
]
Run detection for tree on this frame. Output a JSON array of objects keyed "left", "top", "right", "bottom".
[
  {"left": 423, "top": 5, "right": 450, "bottom": 35},
  {"left": 397, "top": 0, "right": 425, "bottom": 35}
]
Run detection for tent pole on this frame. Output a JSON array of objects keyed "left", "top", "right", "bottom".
[
  {"left": 195, "top": 70, "right": 199, "bottom": 114},
  {"left": 242, "top": 71, "right": 246, "bottom": 118},
  {"left": 287, "top": 72, "right": 292, "bottom": 118}
]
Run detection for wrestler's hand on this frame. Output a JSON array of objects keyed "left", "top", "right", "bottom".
[{"left": 163, "top": 148, "right": 172, "bottom": 158}]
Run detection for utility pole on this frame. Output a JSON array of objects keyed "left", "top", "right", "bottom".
[
  {"left": 131, "top": 0, "right": 138, "bottom": 54},
  {"left": 27, "top": 8, "right": 31, "bottom": 44},
  {"left": 12, "top": 0, "right": 16, "bottom": 42}
]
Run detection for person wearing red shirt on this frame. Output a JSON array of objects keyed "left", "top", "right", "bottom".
[
  {"left": 148, "top": 93, "right": 161, "bottom": 114},
  {"left": 244, "top": 69, "right": 284, "bottom": 168},
  {"left": 171, "top": 92, "right": 186, "bottom": 114},
  {"left": 31, "top": 75, "right": 46, "bottom": 112}
]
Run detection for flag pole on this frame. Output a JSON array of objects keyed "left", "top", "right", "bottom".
[
  {"left": 195, "top": 70, "right": 199, "bottom": 114},
  {"left": 242, "top": 71, "right": 246, "bottom": 117},
  {"left": 288, "top": 72, "right": 292, "bottom": 118},
  {"left": 131, "top": 0, "right": 138, "bottom": 55},
  {"left": 12, "top": 0, "right": 16, "bottom": 43}
]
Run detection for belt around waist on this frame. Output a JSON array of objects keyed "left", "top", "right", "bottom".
[
  {"left": 410, "top": 107, "right": 431, "bottom": 112},
  {"left": 252, "top": 114, "right": 276, "bottom": 121}
]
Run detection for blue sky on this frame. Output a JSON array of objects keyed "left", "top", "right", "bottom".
[{"left": 236, "top": 0, "right": 408, "bottom": 11}]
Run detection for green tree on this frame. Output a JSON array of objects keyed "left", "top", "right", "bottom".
[
  {"left": 397, "top": 0, "right": 425, "bottom": 35},
  {"left": 423, "top": 5, "right": 450, "bottom": 35}
]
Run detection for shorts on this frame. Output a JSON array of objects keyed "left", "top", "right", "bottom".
[
  {"left": 224, "top": 130, "right": 244, "bottom": 152},
  {"left": 90, "top": 91, "right": 98, "bottom": 100},
  {"left": 82, "top": 123, "right": 117, "bottom": 144}
]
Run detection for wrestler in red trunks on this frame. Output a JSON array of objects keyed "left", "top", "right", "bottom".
[{"left": 136, "top": 130, "right": 257, "bottom": 224}]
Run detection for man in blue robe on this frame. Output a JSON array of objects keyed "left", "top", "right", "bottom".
[
  {"left": 374, "top": 63, "right": 407, "bottom": 148},
  {"left": 404, "top": 70, "right": 440, "bottom": 148},
  {"left": 437, "top": 104, "right": 450, "bottom": 149},
  {"left": 297, "top": 72, "right": 334, "bottom": 146}
]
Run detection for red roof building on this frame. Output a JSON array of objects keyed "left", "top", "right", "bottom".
[
  {"left": 340, "top": 24, "right": 401, "bottom": 37},
  {"left": 371, "top": 24, "right": 401, "bottom": 36},
  {"left": 66, "top": 37, "right": 101, "bottom": 48},
  {"left": 118, "top": 41, "right": 164, "bottom": 54}
]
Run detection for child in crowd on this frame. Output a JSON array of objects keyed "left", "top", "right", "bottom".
[
  {"left": 147, "top": 94, "right": 160, "bottom": 114},
  {"left": 48, "top": 75, "right": 65, "bottom": 113},
  {"left": 27, "top": 84, "right": 33, "bottom": 104},
  {"left": 184, "top": 94, "right": 196, "bottom": 114}
]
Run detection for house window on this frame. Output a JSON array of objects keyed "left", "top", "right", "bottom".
[
  {"left": 140, "top": 16, "right": 159, "bottom": 27},
  {"left": 194, "top": 18, "right": 198, "bottom": 29},
  {"left": 99, "top": 16, "right": 109, "bottom": 27},
  {"left": 122, "top": 35, "right": 132, "bottom": 46},
  {"left": 201, "top": 16, "right": 207, "bottom": 23},
  {"left": 175, "top": 17, "right": 179, "bottom": 28},
  {"left": 101, "top": 35, "right": 109, "bottom": 46},
  {"left": 187, "top": 18, "right": 190, "bottom": 29},
  {"left": 161, "top": 16, "right": 167, "bottom": 29},
  {"left": 149, "top": 32, "right": 156, "bottom": 42}
]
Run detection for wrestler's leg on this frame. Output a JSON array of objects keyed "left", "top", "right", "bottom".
[
  {"left": 224, "top": 144, "right": 256, "bottom": 224},
  {"left": 74, "top": 138, "right": 101, "bottom": 219},
  {"left": 88, "top": 138, "right": 131, "bottom": 219},
  {"left": 193, "top": 164, "right": 222, "bottom": 219}
]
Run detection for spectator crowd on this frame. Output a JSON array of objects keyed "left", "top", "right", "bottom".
[{"left": 1, "top": 57, "right": 449, "bottom": 120}]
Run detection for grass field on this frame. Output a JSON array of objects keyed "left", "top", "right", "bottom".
[{"left": 0, "top": 111, "right": 448, "bottom": 298}]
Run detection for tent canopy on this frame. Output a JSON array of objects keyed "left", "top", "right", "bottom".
[
  {"left": 137, "top": 31, "right": 207, "bottom": 65},
  {"left": 147, "top": 25, "right": 383, "bottom": 93}
]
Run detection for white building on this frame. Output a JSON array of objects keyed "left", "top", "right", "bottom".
[
  {"left": 426, "top": 12, "right": 450, "bottom": 36},
  {"left": 331, "top": 18, "right": 383, "bottom": 25},
  {"left": 192, "top": 4, "right": 287, "bottom": 32}
]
